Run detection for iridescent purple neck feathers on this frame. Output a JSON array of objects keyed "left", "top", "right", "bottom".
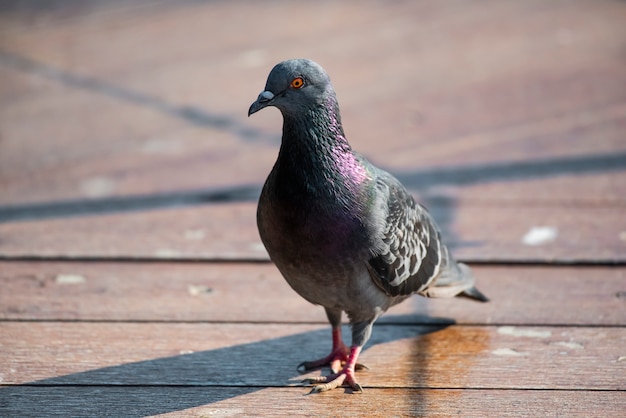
[{"left": 275, "top": 93, "right": 370, "bottom": 206}]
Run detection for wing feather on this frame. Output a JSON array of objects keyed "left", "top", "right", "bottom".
[{"left": 366, "top": 172, "right": 442, "bottom": 297}]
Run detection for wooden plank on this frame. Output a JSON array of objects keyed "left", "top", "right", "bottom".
[
  {"left": 0, "top": 78, "right": 624, "bottom": 208},
  {"left": 0, "top": 0, "right": 624, "bottom": 206},
  {"left": 1, "top": 202, "right": 624, "bottom": 262},
  {"left": 359, "top": 98, "right": 626, "bottom": 172},
  {"left": 1, "top": 322, "right": 624, "bottom": 390},
  {"left": 0, "top": 203, "right": 263, "bottom": 260},
  {"left": 1, "top": 262, "right": 624, "bottom": 326},
  {"left": 1, "top": 387, "right": 624, "bottom": 418},
  {"left": 1, "top": 74, "right": 623, "bottom": 207},
  {"left": 0, "top": 68, "right": 276, "bottom": 206},
  {"left": 445, "top": 171, "right": 626, "bottom": 205},
  {"left": 1, "top": 3, "right": 623, "bottom": 416},
  {"left": 450, "top": 203, "right": 626, "bottom": 263}
]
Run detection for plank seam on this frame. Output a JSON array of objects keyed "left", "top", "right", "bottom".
[
  {"left": 2, "top": 384, "right": 624, "bottom": 392},
  {"left": 0, "top": 256, "right": 625, "bottom": 266},
  {"left": 0, "top": 319, "right": 623, "bottom": 328}
]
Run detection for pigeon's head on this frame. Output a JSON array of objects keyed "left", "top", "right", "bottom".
[{"left": 248, "top": 59, "right": 333, "bottom": 117}]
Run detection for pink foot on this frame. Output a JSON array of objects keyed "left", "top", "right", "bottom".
[
  {"left": 305, "top": 365, "right": 363, "bottom": 393},
  {"left": 302, "top": 345, "right": 366, "bottom": 393},
  {"left": 297, "top": 328, "right": 367, "bottom": 374},
  {"left": 297, "top": 335, "right": 352, "bottom": 374}
]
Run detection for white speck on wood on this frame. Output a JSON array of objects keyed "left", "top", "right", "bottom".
[
  {"left": 199, "top": 408, "right": 245, "bottom": 417},
  {"left": 188, "top": 284, "right": 212, "bottom": 296},
  {"left": 498, "top": 326, "right": 552, "bottom": 338},
  {"left": 521, "top": 226, "right": 558, "bottom": 246},
  {"left": 55, "top": 274, "right": 86, "bottom": 284},
  {"left": 155, "top": 249, "right": 182, "bottom": 258},
  {"left": 551, "top": 341, "right": 584, "bottom": 350},
  {"left": 80, "top": 176, "right": 116, "bottom": 198},
  {"left": 184, "top": 229, "right": 206, "bottom": 241},
  {"left": 492, "top": 348, "right": 528, "bottom": 356},
  {"left": 250, "top": 242, "right": 268, "bottom": 252}
]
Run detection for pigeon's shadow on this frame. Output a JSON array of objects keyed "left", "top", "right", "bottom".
[{"left": 1, "top": 319, "right": 452, "bottom": 416}]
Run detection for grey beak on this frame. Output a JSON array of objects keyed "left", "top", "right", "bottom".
[{"left": 248, "top": 90, "right": 275, "bottom": 116}]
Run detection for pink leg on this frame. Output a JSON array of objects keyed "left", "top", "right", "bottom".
[
  {"left": 305, "top": 345, "right": 364, "bottom": 393},
  {"left": 298, "top": 326, "right": 348, "bottom": 374}
]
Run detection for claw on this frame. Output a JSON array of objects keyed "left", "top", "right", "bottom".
[
  {"left": 354, "top": 362, "right": 369, "bottom": 371},
  {"left": 304, "top": 370, "right": 363, "bottom": 393},
  {"left": 298, "top": 338, "right": 366, "bottom": 393},
  {"left": 297, "top": 351, "right": 349, "bottom": 373},
  {"left": 309, "top": 382, "right": 338, "bottom": 393},
  {"left": 307, "top": 373, "right": 346, "bottom": 393},
  {"left": 299, "top": 359, "right": 368, "bottom": 374},
  {"left": 297, "top": 362, "right": 309, "bottom": 373},
  {"left": 302, "top": 375, "right": 329, "bottom": 384}
]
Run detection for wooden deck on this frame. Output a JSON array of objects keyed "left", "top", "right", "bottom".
[{"left": 1, "top": 1, "right": 625, "bottom": 416}]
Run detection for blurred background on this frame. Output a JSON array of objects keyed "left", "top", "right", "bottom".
[{"left": 0, "top": 0, "right": 625, "bottom": 262}]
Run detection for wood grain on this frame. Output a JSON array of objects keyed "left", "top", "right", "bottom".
[
  {"left": 1, "top": 322, "right": 624, "bottom": 390},
  {"left": 1, "top": 0, "right": 624, "bottom": 206},
  {"left": 1, "top": 1, "right": 625, "bottom": 416},
  {"left": 1, "top": 262, "right": 624, "bottom": 326},
  {"left": 1, "top": 387, "right": 624, "bottom": 418},
  {"left": 1, "top": 202, "right": 624, "bottom": 262}
]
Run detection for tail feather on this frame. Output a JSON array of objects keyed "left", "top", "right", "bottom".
[
  {"left": 422, "top": 261, "right": 489, "bottom": 302},
  {"left": 459, "top": 283, "right": 489, "bottom": 302}
]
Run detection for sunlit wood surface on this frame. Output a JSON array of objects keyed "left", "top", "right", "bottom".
[{"left": 1, "top": 1, "right": 625, "bottom": 416}]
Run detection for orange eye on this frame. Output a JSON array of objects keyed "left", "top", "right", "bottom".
[{"left": 290, "top": 77, "right": 304, "bottom": 89}]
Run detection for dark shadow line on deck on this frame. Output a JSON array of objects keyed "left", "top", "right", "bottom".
[
  {"left": 1, "top": 151, "right": 624, "bottom": 223},
  {"left": 0, "top": 322, "right": 451, "bottom": 416},
  {"left": 1, "top": 255, "right": 624, "bottom": 266},
  {"left": 0, "top": 184, "right": 261, "bottom": 223},
  {"left": 0, "top": 50, "right": 279, "bottom": 144},
  {"left": 392, "top": 150, "right": 626, "bottom": 190}
]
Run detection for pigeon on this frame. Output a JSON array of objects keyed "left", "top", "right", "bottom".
[{"left": 248, "top": 59, "right": 488, "bottom": 393}]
